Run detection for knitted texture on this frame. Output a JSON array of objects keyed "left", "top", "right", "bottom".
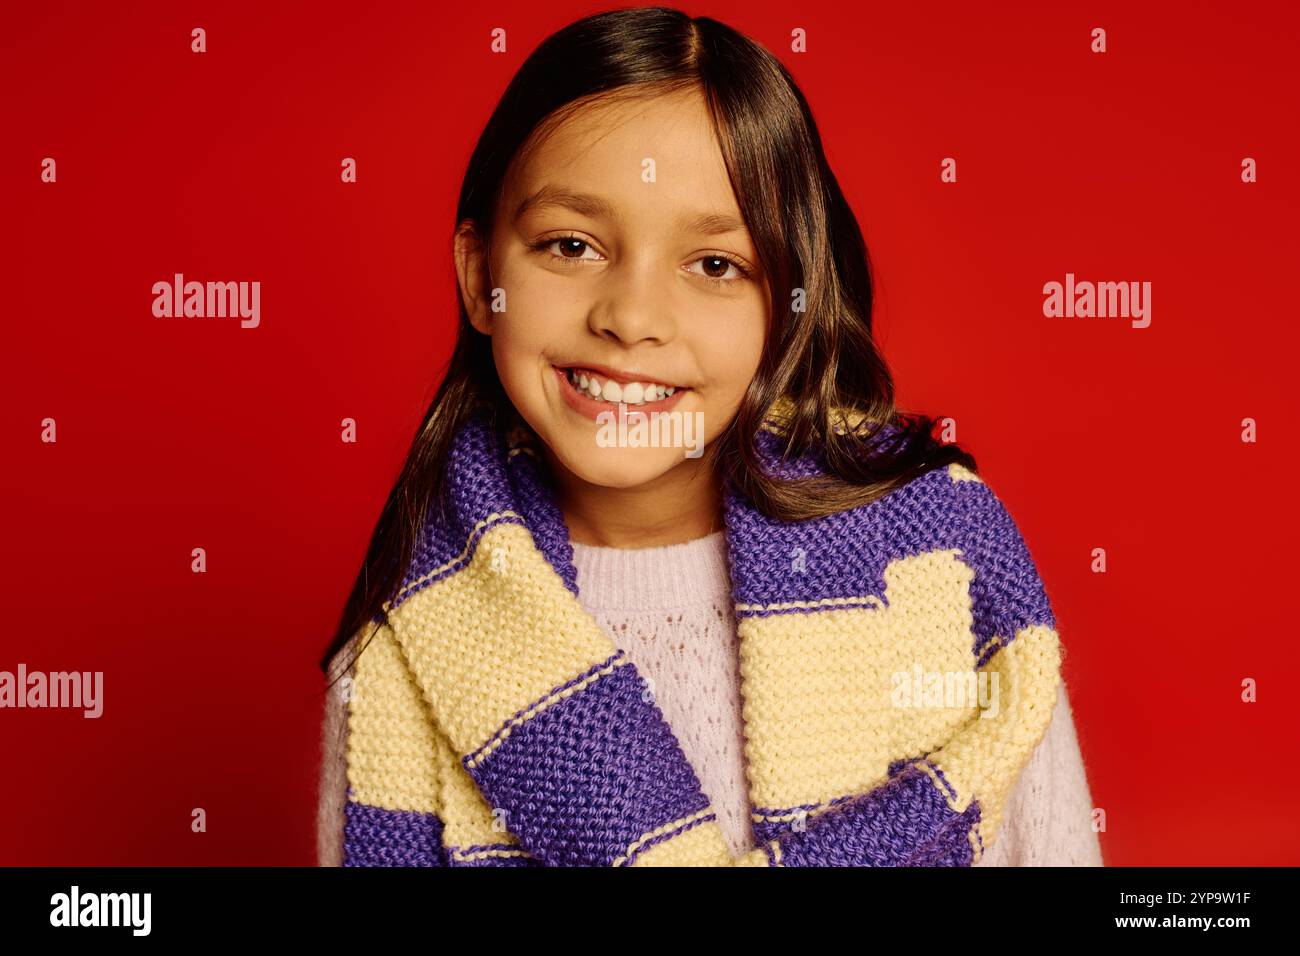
[
  {"left": 567, "top": 534, "right": 1102, "bottom": 865},
  {"left": 318, "top": 628, "right": 1104, "bottom": 866},
  {"left": 570, "top": 531, "right": 755, "bottom": 857},
  {"left": 338, "top": 403, "right": 1063, "bottom": 866}
]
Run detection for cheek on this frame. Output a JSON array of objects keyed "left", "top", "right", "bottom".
[
  {"left": 491, "top": 243, "right": 600, "bottom": 340},
  {"left": 485, "top": 275, "right": 563, "bottom": 386},
  {"left": 699, "top": 300, "right": 766, "bottom": 397},
  {"left": 489, "top": 325, "right": 549, "bottom": 422}
]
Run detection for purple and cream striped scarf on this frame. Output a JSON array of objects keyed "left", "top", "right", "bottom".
[{"left": 341, "top": 404, "right": 1062, "bottom": 866}]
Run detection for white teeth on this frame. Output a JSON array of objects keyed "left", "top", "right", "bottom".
[{"left": 564, "top": 367, "right": 681, "bottom": 403}]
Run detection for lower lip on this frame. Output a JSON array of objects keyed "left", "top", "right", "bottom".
[{"left": 553, "top": 366, "right": 689, "bottom": 421}]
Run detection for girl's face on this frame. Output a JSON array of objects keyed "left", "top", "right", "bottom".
[{"left": 457, "top": 86, "right": 769, "bottom": 491}]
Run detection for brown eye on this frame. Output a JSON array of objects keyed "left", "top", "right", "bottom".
[
  {"left": 536, "top": 236, "right": 603, "bottom": 263},
  {"left": 687, "top": 254, "right": 747, "bottom": 283}
]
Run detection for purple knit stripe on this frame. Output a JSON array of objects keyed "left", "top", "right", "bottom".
[
  {"left": 751, "top": 791, "right": 860, "bottom": 845},
  {"left": 753, "top": 818, "right": 787, "bottom": 846},
  {"left": 504, "top": 437, "right": 579, "bottom": 596},
  {"left": 465, "top": 658, "right": 713, "bottom": 867},
  {"left": 952, "top": 479, "right": 1058, "bottom": 653},
  {"left": 904, "top": 802, "right": 982, "bottom": 867},
  {"left": 724, "top": 443, "right": 1055, "bottom": 652},
  {"left": 466, "top": 651, "right": 625, "bottom": 768},
  {"left": 622, "top": 811, "right": 718, "bottom": 866},
  {"left": 749, "top": 420, "right": 842, "bottom": 480},
  {"left": 723, "top": 459, "right": 945, "bottom": 608},
  {"left": 394, "top": 411, "right": 514, "bottom": 601},
  {"left": 771, "top": 765, "right": 974, "bottom": 867},
  {"left": 343, "top": 799, "right": 448, "bottom": 867},
  {"left": 395, "top": 409, "right": 579, "bottom": 606}
]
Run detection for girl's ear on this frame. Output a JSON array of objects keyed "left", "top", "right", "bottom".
[{"left": 453, "top": 220, "right": 494, "bottom": 336}]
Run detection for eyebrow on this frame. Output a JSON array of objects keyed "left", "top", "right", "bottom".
[{"left": 513, "top": 184, "right": 748, "bottom": 236}]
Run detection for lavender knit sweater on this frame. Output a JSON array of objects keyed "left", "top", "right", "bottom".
[{"left": 317, "top": 531, "right": 1104, "bottom": 866}]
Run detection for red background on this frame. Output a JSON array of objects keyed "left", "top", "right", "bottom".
[{"left": 3, "top": 1, "right": 1296, "bottom": 865}]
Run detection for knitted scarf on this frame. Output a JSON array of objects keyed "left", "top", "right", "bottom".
[{"left": 341, "top": 403, "right": 1062, "bottom": 866}]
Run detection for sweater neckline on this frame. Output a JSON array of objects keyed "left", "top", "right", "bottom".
[{"left": 569, "top": 530, "right": 732, "bottom": 612}]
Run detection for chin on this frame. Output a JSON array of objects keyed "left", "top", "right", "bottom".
[{"left": 548, "top": 438, "right": 696, "bottom": 490}]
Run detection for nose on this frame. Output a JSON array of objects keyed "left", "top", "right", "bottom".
[{"left": 587, "top": 254, "right": 677, "bottom": 346}]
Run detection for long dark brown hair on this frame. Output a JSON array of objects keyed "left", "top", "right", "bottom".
[{"left": 320, "top": 6, "right": 978, "bottom": 683}]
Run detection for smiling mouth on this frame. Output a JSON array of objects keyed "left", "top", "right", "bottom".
[
  {"left": 554, "top": 365, "right": 686, "bottom": 405},
  {"left": 552, "top": 363, "right": 691, "bottom": 421}
]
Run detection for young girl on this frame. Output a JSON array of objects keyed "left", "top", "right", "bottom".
[{"left": 317, "top": 6, "right": 1102, "bottom": 867}]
